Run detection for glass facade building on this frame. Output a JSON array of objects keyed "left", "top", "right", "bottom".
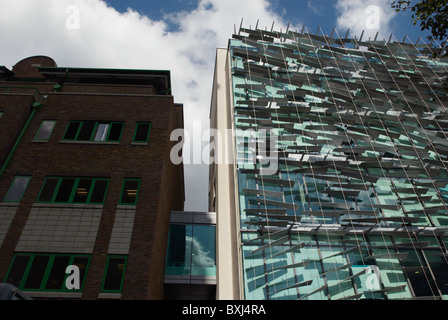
[
  {"left": 164, "top": 211, "right": 216, "bottom": 300},
  {"left": 210, "top": 26, "right": 448, "bottom": 300}
]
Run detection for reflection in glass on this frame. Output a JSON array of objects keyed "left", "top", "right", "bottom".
[
  {"left": 94, "top": 123, "right": 109, "bottom": 141},
  {"left": 4, "top": 176, "right": 30, "bottom": 202},
  {"left": 166, "top": 225, "right": 216, "bottom": 277}
]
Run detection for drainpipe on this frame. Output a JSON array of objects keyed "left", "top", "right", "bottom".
[{"left": 0, "top": 100, "right": 42, "bottom": 178}]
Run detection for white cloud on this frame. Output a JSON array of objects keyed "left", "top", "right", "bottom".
[
  {"left": 307, "top": 0, "right": 323, "bottom": 16},
  {"left": 0, "top": 0, "right": 289, "bottom": 211},
  {"left": 335, "top": 0, "right": 397, "bottom": 41}
]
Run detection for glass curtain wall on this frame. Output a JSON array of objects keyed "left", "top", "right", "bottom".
[{"left": 230, "top": 26, "right": 448, "bottom": 300}]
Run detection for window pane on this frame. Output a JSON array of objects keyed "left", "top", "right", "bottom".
[
  {"left": 73, "top": 256, "right": 89, "bottom": 286},
  {"left": 23, "top": 255, "right": 50, "bottom": 290},
  {"left": 72, "top": 179, "right": 92, "bottom": 203},
  {"left": 94, "top": 123, "right": 109, "bottom": 142},
  {"left": 120, "top": 179, "right": 140, "bottom": 204},
  {"left": 191, "top": 225, "right": 216, "bottom": 276},
  {"left": 63, "top": 122, "right": 81, "bottom": 140},
  {"left": 45, "top": 256, "right": 71, "bottom": 290},
  {"left": 90, "top": 179, "right": 108, "bottom": 203},
  {"left": 6, "top": 255, "right": 30, "bottom": 287},
  {"left": 425, "top": 251, "right": 448, "bottom": 295},
  {"left": 103, "top": 257, "right": 126, "bottom": 291},
  {"left": 166, "top": 225, "right": 190, "bottom": 276},
  {"left": 54, "top": 178, "right": 76, "bottom": 202},
  {"left": 35, "top": 120, "right": 56, "bottom": 140},
  {"left": 38, "top": 178, "right": 59, "bottom": 202},
  {"left": 77, "top": 121, "right": 95, "bottom": 141},
  {"left": 4, "top": 176, "right": 30, "bottom": 202},
  {"left": 402, "top": 250, "right": 437, "bottom": 297},
  {"left": 134, "top": 123, "right": 150, "bottom": 142},
  {"left": 108, "top": 123, "right": 123, "bottom": 141}
]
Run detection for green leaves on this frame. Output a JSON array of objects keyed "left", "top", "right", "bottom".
[
  {"left": 391, "top": 0, "right": 447, "bottom": 57},
  {"left": 391, "top": 0, "right": 412, "bottom": 11}
]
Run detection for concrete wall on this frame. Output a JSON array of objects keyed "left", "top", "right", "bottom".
[{"left": 208, "top": 48, "right": 243, "bottom": 300}]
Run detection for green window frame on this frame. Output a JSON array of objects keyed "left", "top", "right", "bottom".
[
  {"left": 4, "top": 253, "right": 91, "bottom": 292},
  {"left": 101, "top": 255, "right": 127, "bottom": 293},
  {"left": 133, "top": 122, "right": 151, "bottom": 143},
  {"left": 62, "top": 120, "right": 124, "bottom": 142},
  {"left": 34, "top": 120, "right": 57, "bottom": 141},
  {"left": 4, "top": 176, "right": 31, "bottom": 202},
  {"left": 119, "top": 178, "right": 141, "bottom": 205},
  {"left": 36, "top": 177, "right": 109, "bottom": 204}
]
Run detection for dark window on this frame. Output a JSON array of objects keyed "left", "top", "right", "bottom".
[
  {"left": 6, "top": 254, "right": 91, "bottom": 292},
  {"left": 119, "top": 179, "right": 140, "bottom": 205},
  {"left": 72, "top": 179, "right": 92, "bottom": 203},
  {"left": 23, "top": 255, "right": 50, "bottom": 290},
  {"left": 89, "top": 179, "right": 109, "bottom": 203},
  {"left": 54, "top": 178, "right": 76, "bottom": 202},
  {"left": 133, "top": 122, "right": 151, "bottom": 142},
  {"left": 108, "top": 123, "right": 124, "bottom": 141},
  {"left": 77, "top": 121, "right": 96, "bottom": 141},
  {"left": 63, "top": 121, "right": 81, "bottom": 140},
  {"left": 402, "top": 250, "right": 439, "bottom": 297},
  {"left": 37, "top": 177, "right": 109, "bottom": 204},
  {"left": 37, "top": 178, "right": 59, "bottom": 202},
  {"left": 102, "top": 256, "right": 127, "bottom": 292},
  {"left": 6, "top": 255, "right": 30, "bottom": 287},
  {"left": 72, "top": 256, "right": 89, "bottom": 287},
  {"left": 45, "top": 256, "right": 71, "bottom": 290},
  {"left": 63, "top": 121, "right": 124, "bottom": 142}
]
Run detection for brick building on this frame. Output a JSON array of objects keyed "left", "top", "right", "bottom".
[{"left": 0, "top": 56, "right": 185, "bottom": 299}]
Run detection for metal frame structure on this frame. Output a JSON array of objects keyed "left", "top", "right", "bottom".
[{"left": 228, "top": 25, "right": 448, "bottom": 300}]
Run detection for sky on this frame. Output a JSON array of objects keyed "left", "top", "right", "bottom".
[{"left": 0, "top": 0, "right": 435, "bottom": 212}]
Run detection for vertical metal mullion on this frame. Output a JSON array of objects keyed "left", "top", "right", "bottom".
[
  {"left": 40, "top": 254, "right": 55, "bottom": 291},
  {"left": 51, "top": 178, "right": 63, "bottom": 203},
  {"left": 73, "top": 121, "right": 83, "bottom": 141},
  {"left": 86, "top": 178, "right": 95, "bottom": 204},
  {"left": 68, "top": 178, "right": 80, "bottom": 203},
  {"left": 315, "top": 235, "right": 330, "bottom": 300},
  {"left": 105, "top": 122, "right": 114, "bottom": 142},
  {"left": 91, "top": 121, "right": 100, "bottom": 141},
  {"left": 21, "top": 254, "right": 34, "bottom": 291},
  {"left": 420, "top": 249, "right": 443, "bottom": 299}
]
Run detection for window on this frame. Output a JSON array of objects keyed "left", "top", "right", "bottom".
[
  {"left": 101, "top": 255, "right": 127, "bottom": 292},
  {"left": 133, "top": 122, "right": 151, "bottom": 143},
  {"left": 62, "top": 121, "right": 124, "bottom": 142},
  {"left": 5, "top": 253, "right": 90, "bottom": 292},
  {"left": 34, "top": 120, "right": 57, "bottom": 141},
  {"left": 37, "top": 177, "right": 109, "bottom": 204},
  {"left": 166, "top": 224, "right": 216, "bottom": 277},
  {"left": 0, "top": 111, "right": 3, "bottom": 118},
  {"left": 4, "top": 176, "right": 31, "bottom": 202},
  {"left": 119, "top": 178, "right": 140, "bottom": 205}
]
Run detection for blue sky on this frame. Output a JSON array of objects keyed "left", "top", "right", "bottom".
[
  {"left": 0, "top": 0, "right": 437, "bottom": 211},
  {"left": 102, "top": 0, "right": 430, "bottom": 41}
]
